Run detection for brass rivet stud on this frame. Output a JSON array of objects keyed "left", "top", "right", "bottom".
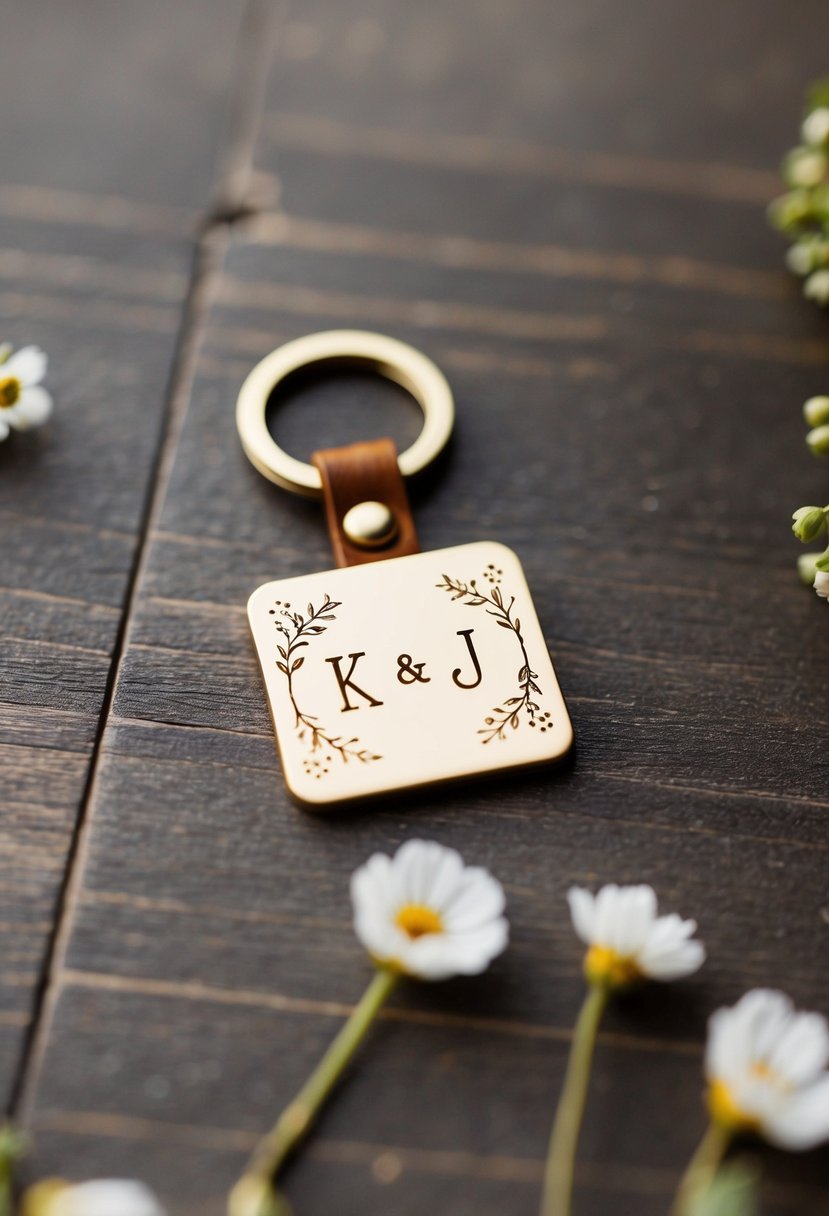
[{"left": 342, "top": 500, "right": 398, "bottom": 549}]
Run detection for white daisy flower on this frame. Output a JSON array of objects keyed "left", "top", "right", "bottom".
[
  {"left": 351, "top": 839, "right": 508, "bottom": 980},
  {"left": 567, "top": 883, "right": 705, "bottom": 987},
  {"left": 22, "top": 1179, "right": 165, "bottom": 1216},
  {"left": 0, "top": 345, "right": 52, "bottom": 441},
  {"left": 814, "top": 570, "right": 829, "bottom": 600},
  {"left": 706, "top": 989, "right": 829, "bottom": 1150}
]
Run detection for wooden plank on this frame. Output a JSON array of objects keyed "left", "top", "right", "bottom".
[
  {"left": 0, "top": 0, "right": 250, "bottom": 1106},
  {"left": 18, "top": 0, "right": 829, "bottom": 1213},
  {"left": 26, "top": 984, "right": 826, "bottom": 1216}
]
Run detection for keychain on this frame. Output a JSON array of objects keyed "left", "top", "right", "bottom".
[{"left": 236, "top": 330, "right": 573, "bottom": 807}]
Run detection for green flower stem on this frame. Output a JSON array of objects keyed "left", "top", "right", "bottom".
[
  {"left": 540, "top": 981, "right": 609, "bottom": 1216},
  {"left": 670, "top": 1121, "right": 733, "bottom": 1216},
  {"left": 0, "top": 1125, "right": 23, "bottom": 1216},
  {"left": 236, "top": 966, "right": 398, "bottom": 1211}
]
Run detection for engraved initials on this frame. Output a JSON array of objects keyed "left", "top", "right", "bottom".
[
  {"left": 452, "top": 629, "right": 483, "bottom": 690},
  {"left": 325, "top": 653, "right": 384, "bottom": 712}
]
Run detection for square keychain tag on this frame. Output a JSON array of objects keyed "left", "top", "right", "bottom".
[{"left": 248, "top": 541, "right": 572, "bottom": 807}]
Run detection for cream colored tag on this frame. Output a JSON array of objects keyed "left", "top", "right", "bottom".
[{"left": 248, "top": 541, "right": 573, "bottom": 807}]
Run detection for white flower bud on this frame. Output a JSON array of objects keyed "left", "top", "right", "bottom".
[
  {"left": 787, "top": 241, "right": 815, "bottom": 275},
  {"left": 806, "top": 424, "right": 829, "bottom": 455},
  {"left": 804, "top": 269, "right": 829, "bottom": 305},
  {"left": 798, "top": 553, "right": 820, "bottom": 585},
  {"left": 804, "top": 395, "right": 829, "bottom": 427},
  {"left": 783, "top": 146, "right": 827, "bottom": 188},
  {"left": 803, "top": 106, "right": 829, "bottom": 147},
  {"left": 792, "top": 506, "right": 827, "bottom": 542},
  {"left": 814, "top": 569, "right": 829, "bottom": 600}
]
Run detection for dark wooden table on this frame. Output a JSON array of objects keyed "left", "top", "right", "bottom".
[{"left": 2, "top": 2, "right": 829, "bottom": 1213}]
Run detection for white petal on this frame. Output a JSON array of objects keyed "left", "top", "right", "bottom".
[
  {"left": 706, "top": 990, "right": 795, "bottom": 1083},
  {"left": 4, "top": 344, "right": 47, "bottom": 386},
  {"left": 639, "top": 938, "right": 705, "bottom": 980},
  {"left": 420, "top": 845, "right": 467, "bottom": 911},
  {"left": 567, "top": 887, "right": 596, "bottom": 944},
  {"left": 764, "top": 1076, "right": 829, "bottom": 1151},
  {"left": 10, "top": 385, "right": 52, "bottom": 430},
  {"left": 0, "top": 416, "right": 9, "bottom": 441},
  {"left": 743, "top": 990, "right": 794, "bottom": 1061},
  {"left": 609, "top": 885, "right": 657, "bottom": 955},
  {"left": 706, "top": 1004, "right": 754, "bottom": 1082},
  {"left": 592, "top": 884, "right": 623, "bottom": 944},
  {"left": 51, "top": 1180, "right": 165, "bottom": 1216},
  {"left": 769, "top": 1012, "right": 829, "bottom": 1087},
  {"left": 351, "top": 853, "right": 395, "bottom": 916},
  {"left": 637, "top": 914, "right": 704, "bottom": 978},
  {"left": 394, "top": 839, "right": 455, "bottom": 905},
  {"left": 441, "top": 867, "right": 505, "bottom": 931},
  {"left": 402, "top": 918, "right": 509, "bottom": 980},
  {"left": 351, "top": 854, "right": 399, "bottom": 958},
  {"left": 437, "top": 921, "right": 510, "bottom": 976}
]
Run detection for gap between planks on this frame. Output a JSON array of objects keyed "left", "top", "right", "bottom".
[
  {"left": 9, "top": 0, "right": 286, "bottom": 1128},
  {"left": 9, "top": 230, "right": 230, "bottom": 1126}
]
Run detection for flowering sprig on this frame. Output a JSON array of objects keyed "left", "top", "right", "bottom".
[
  {"left": 540, "top": 884, "right": 705, "bottom": 1216},
  {"left": 791, "top": 496, "right": 829, "bottom": 599},
  {"left": 770, "top": 87, "right": 829, "bottom": 599},
  {"left": 769, "top": 81, "right": 829, "bottom": 304},
  {"left": 229, "top": 840, "right": 508, "bottom": 1216}
]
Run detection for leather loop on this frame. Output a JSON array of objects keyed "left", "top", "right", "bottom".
[{"left": 312, "top": 438, "right": 420, "bottom": 568}]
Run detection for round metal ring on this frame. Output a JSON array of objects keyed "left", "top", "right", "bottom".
[{"left": 235, "top": 330, "right": 455, "bottom": 497}]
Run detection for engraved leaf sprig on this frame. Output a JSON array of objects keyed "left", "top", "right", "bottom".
[
  {"left": 272, "top": 595, "right": 381, "bottom": 770},
  {"left": 436, "top": 572, "right": 545, "bottom": 742}
]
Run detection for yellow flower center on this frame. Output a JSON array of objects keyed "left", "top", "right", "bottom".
[
  {"left": 584, "top": 944, "right": 641, "bottom": 988},
  {"left": 20, "top": 1179, "right": 70, "bottom": 1216},
  {"left": 707, "top": 1079, "right": 761, "bottom": 1133},
  {"left": 395, "top": 903, "right": 444, "bottom": 939},
  {"left": 0, "top": 376, "right": 21, "bottom": 407}
]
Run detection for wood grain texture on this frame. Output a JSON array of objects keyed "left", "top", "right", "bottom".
[
  {"left": 8, "top": 1, "right": 829, "bottom": 1214},
  {"left": 0, "top": 0, "right": 249, "bottom": 1105}
]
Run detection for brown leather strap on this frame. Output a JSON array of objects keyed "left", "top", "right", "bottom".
[{"left": 312, "top": 438, "right": 420, "bottom": 568}]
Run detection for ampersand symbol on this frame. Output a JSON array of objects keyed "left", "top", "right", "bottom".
[{"left": 396, "top": 653, "right": 431, "bottom": 685}]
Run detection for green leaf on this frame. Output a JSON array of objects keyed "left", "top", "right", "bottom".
[{"left": 690, "top": 1159, "right": 760, "bottom": 1216}]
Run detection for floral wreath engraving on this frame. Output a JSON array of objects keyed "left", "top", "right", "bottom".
[
  {"left": 436, "top": 565, "right": 549, "bottom": 743},
  {"left": 270, "top": 594, "right": 382, "bottom": 777}
]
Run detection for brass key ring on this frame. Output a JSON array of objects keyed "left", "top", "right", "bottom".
[{"left": 235, "top": 330, "right": 455, "bottom": 498}]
